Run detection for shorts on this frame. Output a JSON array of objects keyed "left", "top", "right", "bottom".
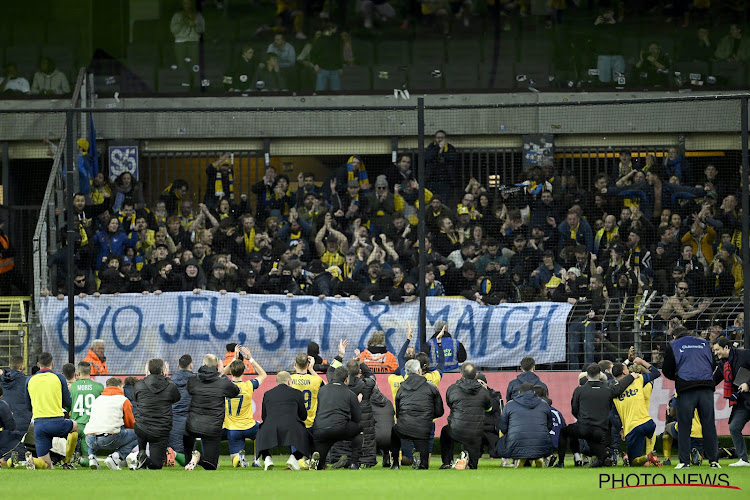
[
  {"left": 225, "top": 423, "right": 259, "bottom": 455},
  {"left": 625, "top": 419, "right": 655, "bottom": 462},
  {"left": 34, "top": 417, "right": 74, "bottom": 457}
]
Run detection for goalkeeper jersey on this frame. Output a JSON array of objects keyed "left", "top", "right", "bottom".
[{"left": 69, "top": 378, "right": 104, "bottom": 425}]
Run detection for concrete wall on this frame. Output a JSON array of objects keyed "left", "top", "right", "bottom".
[{"left": 1, "top": 91, "right": 748, "bottom": 155}]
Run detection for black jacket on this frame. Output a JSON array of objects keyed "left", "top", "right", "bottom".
[
  {"left": 571, "top": 376, "right": 634, "bottom": 431},
  {"left": 394, "top": 374, "right": 444, "bottom": 439},
  {"left": 171, "top": 369, "right": 194, "bottom": 420},
  {"left": 506, "top": 371, "right": 548, "bottom": 402},
  {"left": 185, "top": 366, "right": 240, "bottom": 437},
  {"left": 446, "top": 378, "right": 493, "bottom": 445},
  {"left": 498, "top": 390, "right": 553, "bottom": 459},
  {"left": 313, "top": 381, "right": 361, "bottom": 430},
  {"left": 256, "top": 384, "right": 310, "bottom": 456},
  {"left": 327, "top": 360, "right": 378, "bottom": 466},
  {"left": 0, "top": 369, "right": 30, "bottom": 432},
  {"left": 713, "top": 347, "right": 750, "bottom": 410},
  {"left": 133, "top": 374, "right": 181, "bottom": 436}
]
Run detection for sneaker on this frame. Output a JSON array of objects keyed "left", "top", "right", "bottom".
[
  {"left": 238, "top": 451, "right": 249, "bottom": 468},
  {"left": 185, "top": 450, "right": 200, "bottom": 471},
  {"left": 382, "top": 452, "right": 391, "bottom": 468},
  {"left": 252, "top": 457, "right": 262, "bottom": 468},
  {"left": 126, "top": 452, "right": 139, "bottom": 470},
  {"left": 547, "top": 456, "right": 558, "bottom": 468},
  {"left": 647, "top": 453, "right": 662, "bottom": 467},
  {"left": 535, "top": 458, "right": 544, "bottom": 468},
  {"left": 298, "top": 458, "right": 310, "bottom": 470},
  {"left": 710, "top": 462, "right": 721, "bottom": 469},
  {"left": 455, "top": 451, "right": 468, "bottom": 470},
  {"left": 674, "top": 462, "right": 690, "bottom": 469},
  {"left": 286, "top": 455, "right": 300, "bottom": 470},
  {"left": 89, "top": 457, "right": 101, "bottom": 470},
  {"left": 165, "top": 447, "right": 175, "bottom": 467},
  {"left": 588, "top": 456, "right": 601, "bottom": 468},
  {"left": 439, "top": 463, "right": 452, "bottom": 469},
  {"left": 330, "top": 455, "right": 348, "bottom": 469},
  {"left": 574, "top": 459, "right": 583, "bottom": 467},
  {"left": 61, "top": 462, "right": 76, "bottom": 469},
  {"left": 358, "top": 463, "right": 373, "bottom": 469},
  {"left": 622, "top": 454, "right": 630, "bottom": 467},
  {"left": 8, "top": 451, "right": 19, "bottom": 468},
  {"left": 105, "top": 454, "right": 121, "bottom": 470},
  {"left": 612, "top": 450, "right": 619, "bottom": 466},
  {"left": 663, "top": 458, "right": 672, "bottom": 466},
  {"left": 729, "top": 459, "right": 750, "bottom": 467},
  {"left": 136, "top": 451, "right": 149, "bottom": 470},
  {"left": 25, "top": 451, "right": 35, "bottom": 470},
  {"left": 690, "top": 448, "right": 702, "bottom": 466},
  {"left": 309, "top": 452, "right": 320, "bottom": 471},
  {"left": 411, "top": 452, "right": 421, "bottom": 470},
  {"left": 264, "top": 455, "right": 274, "bottom": 471},
  {"left": 554, "top": 461, "right": 565, "bottom": 468}
]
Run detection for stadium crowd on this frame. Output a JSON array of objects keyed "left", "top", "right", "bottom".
[
  {"left": 40, "top": 135, "right": 746, "bottom": 366},
  {"left": 0, "top": 321, "right": 749, "bottom": 471}
]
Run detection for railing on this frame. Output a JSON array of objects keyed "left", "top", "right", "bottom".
[
  {"left": 0, "top": 297, "right": 29, "bottom": 369},
  {"left": 564, "top": 294, "right": 745, "bottom": 371},
  {"left": 31, "top": 68, "right": 86, "bottom": 313}
]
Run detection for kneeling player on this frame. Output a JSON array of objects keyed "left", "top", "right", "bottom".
[{"left": 223, "top": 353, "right": 267, "bottom": 467}]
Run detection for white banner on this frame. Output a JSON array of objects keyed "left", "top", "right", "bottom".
[{"left": 40, "top": 293, "right": 572, "bottom": 373}]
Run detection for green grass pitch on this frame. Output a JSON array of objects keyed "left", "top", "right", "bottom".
[{"left": 3, "top": 457, "right": 750, "bottom": 499}]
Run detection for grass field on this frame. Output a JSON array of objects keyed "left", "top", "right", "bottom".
[{"left": 3, "top": 456, "right": 750, "bottom": 499}]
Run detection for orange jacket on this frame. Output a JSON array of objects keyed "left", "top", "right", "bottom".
[
  {"left": 81, "top": 349, "right": 108, "bottom": 375},
  {"left": 0, "top": 233, "right": 14, "bottom": 274},
  {"left": 681, "top": 226, "right": 716, "bottom": 265},
  {"left": 223, "top": 351, "right": 256, "bottom": 374},
  {"left": 361, "top": 349, "right": 398, "bottom": 374}
]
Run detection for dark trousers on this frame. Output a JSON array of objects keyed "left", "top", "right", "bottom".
[
  {"left": 183, "top": 431, "right": 221, "bottom": 470},
  {"left": 312, "top": 422, "right": 363, "bottom": 469},
  {"left": 440, "top": 425, "right": 481, "bottom": 469},
  {"left": 482, "top": 430, "right": 500, "bottom": 458},
  {"left": 729, "top": 405, "right": 750, "bottom": 462},
  {"left": 559, "top": 423, "right": 608, "bottom": 463},
  {"left": 135, "top": 426, "right": 169, "bottom": 470},
  {"left": 676, "top": 388, "right": 718, "bottom": 464},
  {"left": 389, "top": 427, "right": 430, "bottom": 469}
]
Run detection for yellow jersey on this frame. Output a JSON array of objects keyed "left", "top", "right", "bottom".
[
  {"left": 613, "top": 376, "right": 653, "bottom": 437},
  {"left": 27, "top": 369, "right": 70, "bottom": 419},
  {"left": 223, "top": 379, "right": 259, "bottom": 431},
  {"left": 290, "top": 372, "right": 324, "bottom": 428}
]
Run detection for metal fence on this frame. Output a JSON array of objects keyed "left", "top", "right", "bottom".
[{"left": 14, "top": 91, "right": 750, "bottom": 368}]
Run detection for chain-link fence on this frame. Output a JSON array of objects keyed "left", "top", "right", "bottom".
[{"left": 9, "top": 93, "right": 748, "bottom": 372}]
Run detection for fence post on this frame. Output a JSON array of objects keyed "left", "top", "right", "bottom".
[
  {"left": 65, "top": 109, "right": 77, "bottom": 364},
  {"left": 417, "top": 98, "right": 427, "bottom": 349},
  {"left": 741, "top": 96, "right": 749, "bottom": 349}
]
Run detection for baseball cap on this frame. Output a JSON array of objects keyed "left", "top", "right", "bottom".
[
  {"left": 542, "top": 249, "right": 554, "bottom": 257},
  {"left": 721, "top": 242, "right": 736, "bottom": 255},
  {"left": 611, "top": 243, "right": 626, "bottom": 255}
]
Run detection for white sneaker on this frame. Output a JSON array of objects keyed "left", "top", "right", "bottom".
[
  {"left": 25, "top": 451, "right": 35, "bottom": 470},
  {"left": 286, "top": 455, "right": 301, "bottom": 470},
  {"left": 264, "top": 455, "right": 274, "bottom": 470},
  {"left": 89, "top": 457, "right": 101, "bottom": 470},
  {"left": 252, "top": 457, "right": 261, "bottom": 468},
  {"left": 729, "top": 459, "right": 750, "bottom": 467},
  {"left": 185, "top": 450, "right": 200, "bottom": 471},
  {"left": 674, "top": 462, "right": 690, "bottom": 469},
  {"left": 126, "top": 452, "right": 139, "bottom": 470},
  {"left": 237, "top": 450, "right": 249, "bottom": 468},
  {"left": 105, "top": 454, "right": 121, "bottom": 470},
  {"left": 455, "top": 451, "right": 468, "bottom": 470}
]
